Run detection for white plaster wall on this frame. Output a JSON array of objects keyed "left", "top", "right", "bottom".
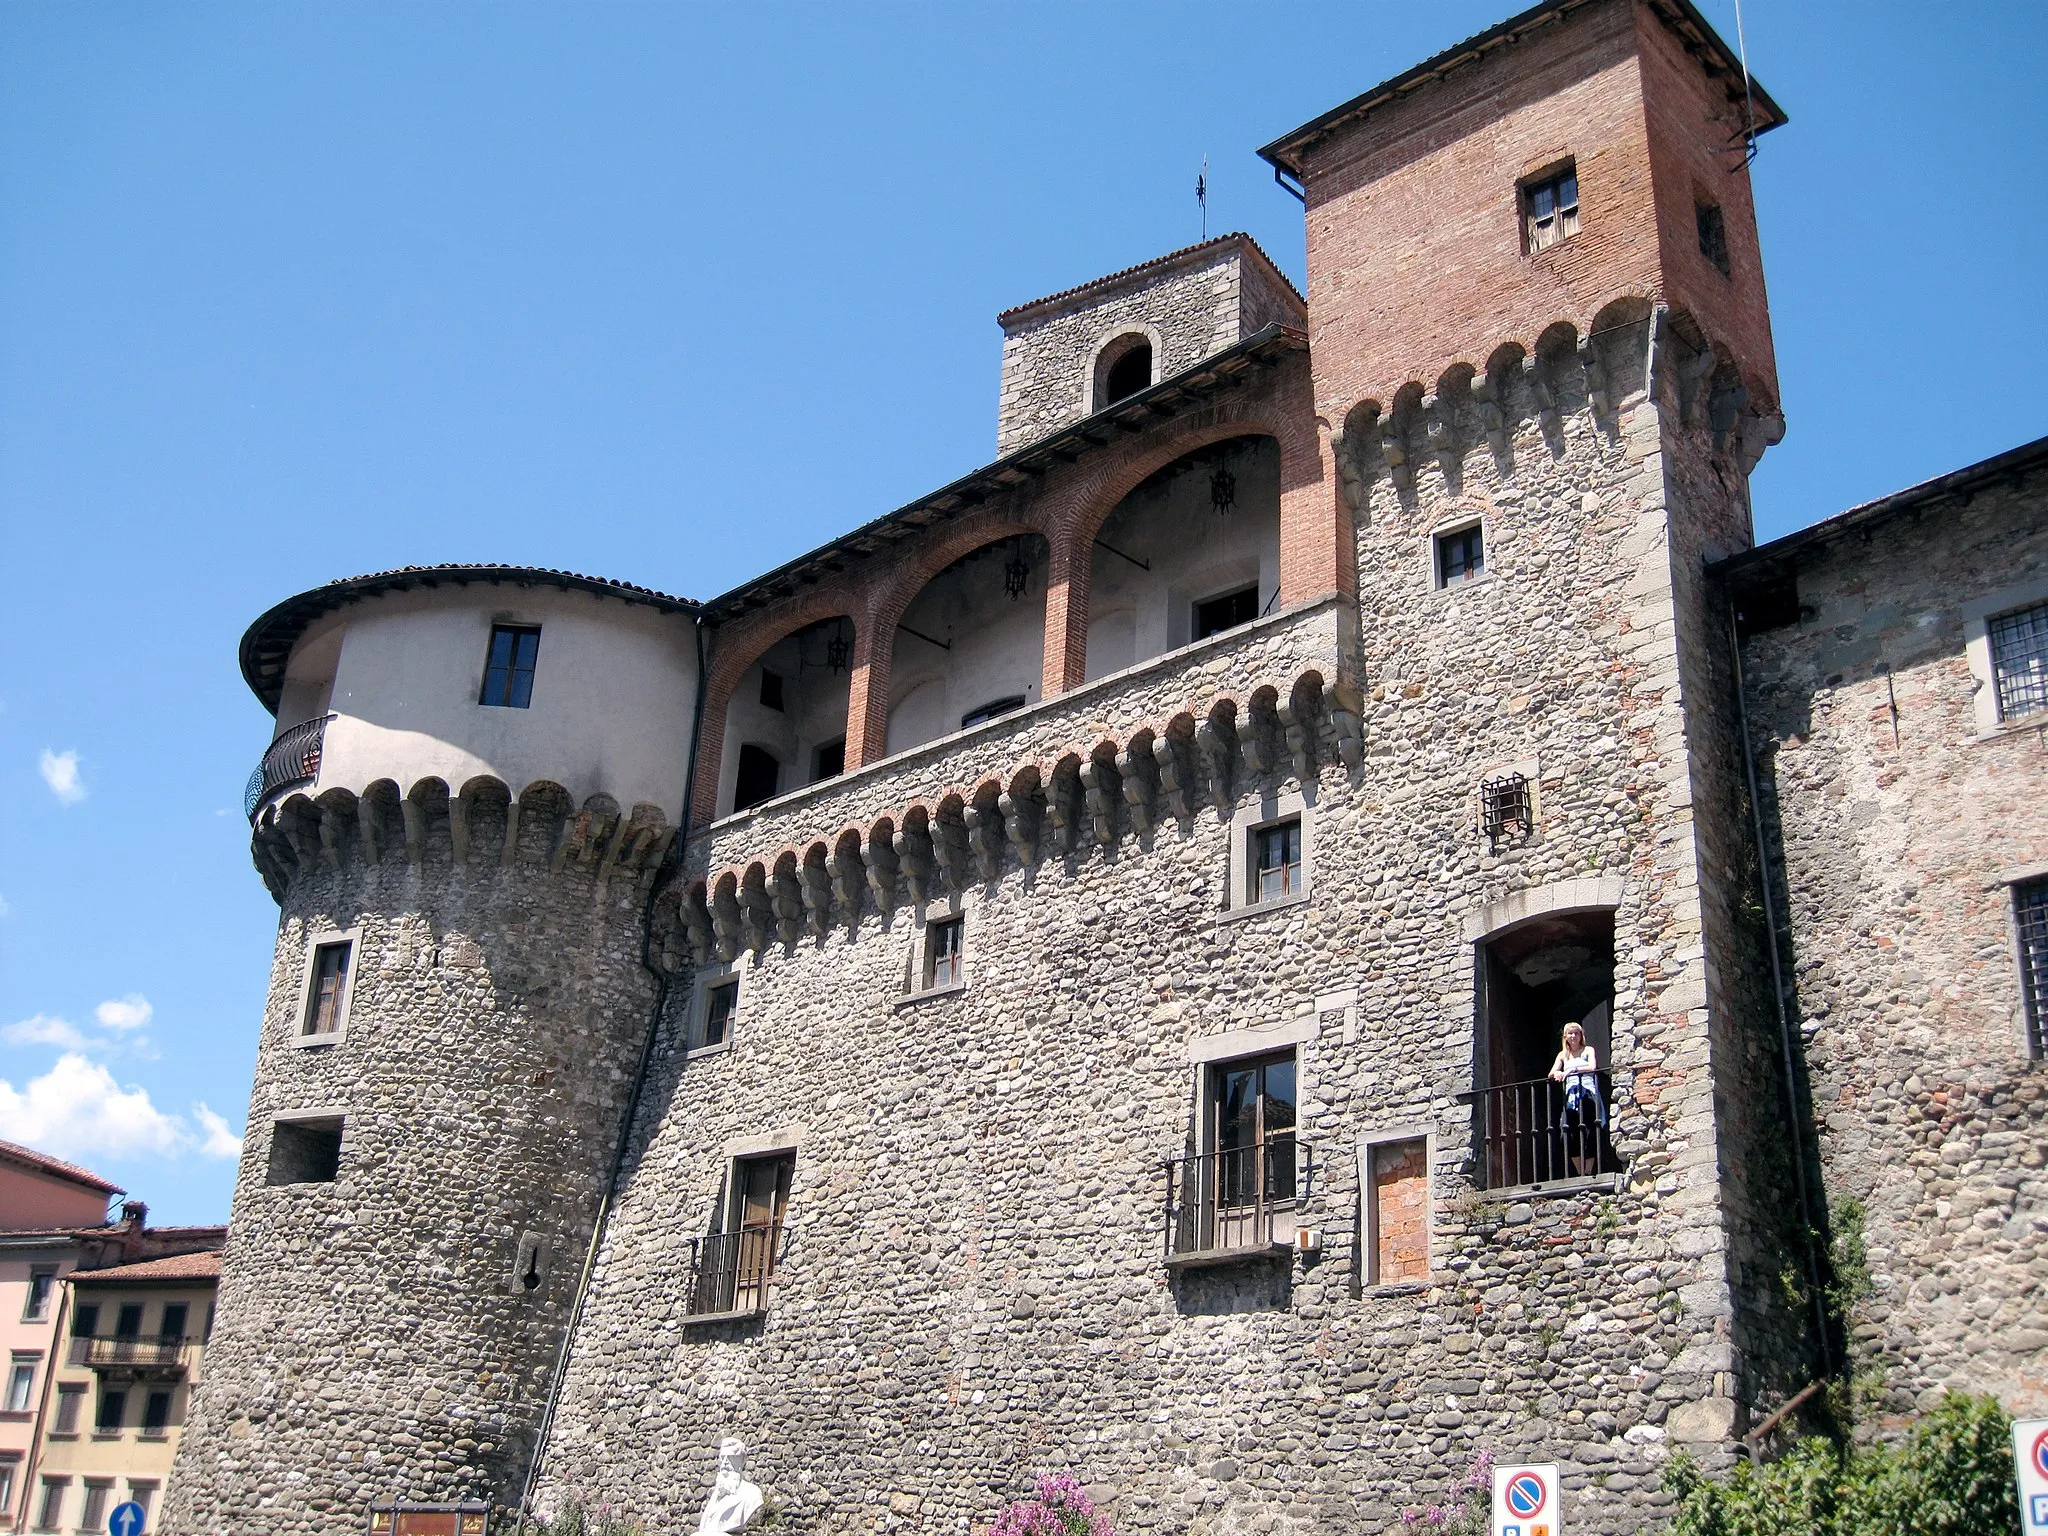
[
  {"left": 715, "top": 627, "right": 854, "bottom": 816},
  {"left": 885, "top": 538, "right": 1048, "bottom": 756},
  {"left": 1086, "top": 435, "right": 1280, "bottom": 678},
  {"left": 289, "top": 585, "right": 699, "bottom": 820}
]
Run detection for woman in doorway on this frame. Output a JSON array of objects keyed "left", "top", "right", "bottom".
[{"left": 1549, "top": 1021, "right": 1605, "bottom": 1175}]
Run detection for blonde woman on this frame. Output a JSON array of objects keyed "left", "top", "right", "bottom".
[{"left": 1549, "top": 1021, "right": 1605, "bottom": 1174}]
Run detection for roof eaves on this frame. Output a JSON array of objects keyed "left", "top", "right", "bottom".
[
  {"left": 998, "top": 232, "right": 1303, "bottom": 327},
  {"left": 0, "top": 1138, "right": 123, "bottom": 1196}
]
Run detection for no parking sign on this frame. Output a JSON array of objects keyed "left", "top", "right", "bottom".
[
  {"left": 1492, "top": 1464, "right": 1561, "bottom": 1536},
  {"left": 2016, "top": 1418, "right": 2048, "bottom": 1533}
]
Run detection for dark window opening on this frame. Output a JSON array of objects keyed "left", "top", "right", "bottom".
[
  {"left": 1103, "top": 342, "right": 1152, "bottom": 406},
  {"left": 733, "top": 745, "right": 781, "bottom": 813},
  {"left": 71, "top": 1305, "right": 98, "bottom": 1340},
  {"left": 924, "top": 917, "right": 964, "bottom": 991},
  {"left": 1437, "top": 525, "right": 1484, "bottom": 587},
  {"left": 1697, "top": 200, "right": 1730, "bottom": 275},
  {"left": 479, "top": 625, "right": 540, "bottom": 709},
  {"left": 142, "top": 1392, "right": 171, "bottom": 1435},
  {"left": 1474, "top": 910, "right": 1619, "bottom": 1189},
  {"left": 157, "top": 1304, "right": 187, "bottom": 1342},
  {"left": 267, "top": 1117, "right": 344, "bottom": 1186},
  {"left": 113, "top": 1306, "right": 141, "bottom": 1341},
  {"left": 94, "top": 1389, "right": 125, "bottom": 1433},
  {"left": 2017, "top": 878, "right": 2048, "bottom": 1060},
  {"left": 1733, "top": 569, "right": 1801, "bottom": 639},
  {"left": 812, "top": 737, "right": 845, "bottom": 782},
  {"left": 1523, "top": 164, "right": 1579, "bottom": 252},
  {"left": 1990, "top": 601, "right": 2048, "bottom": 722},
  {"left": 759, "top": 669, "right": 785, "bottom": 711},
  {"left": 303, "top": 941, "right": 350, "bottom": 1036},
  {"left": 1252, "top": 820, "right": 1302, "bottom": 903},
  {"left": 700, "top": 980, "right": 738, "bottom": 1050},
  {"left": 1193, "top": 586, "right": 1259, "bottom": 640},
  {"left": 959, "top": 696, "right": 1026, "bottom": 730},
  {"left": 1167, "top": 1051, "right": 1300, "bottom": 1260}
]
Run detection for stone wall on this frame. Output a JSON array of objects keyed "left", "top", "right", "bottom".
[
  {"left": 165, "top": 793, "right": 664, "bottom": 1536},
  {"left": 1733, "top": 462, "right": 2048, "bottom": 1421}
]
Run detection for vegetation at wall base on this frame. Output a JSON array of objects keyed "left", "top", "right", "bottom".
[{"left": 1663, "top": 1392, "right": 2018, "bottom": 1536}]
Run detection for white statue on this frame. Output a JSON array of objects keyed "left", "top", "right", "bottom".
[{"left": 693, "top": 1436, "right": 765, "bottom": 1536}]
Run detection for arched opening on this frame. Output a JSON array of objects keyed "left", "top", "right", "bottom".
[
  {"left": 716, "top": 616, "right": 854, "bottom": 817},
  {"left": 1093, "top": 332, "right": 1154, "bottom": 411},
  {"left": 1084, "top": 434, "right": 1280, "bottom": 681},
  {"left": 886, "top": 534, "right": 1050, "bottom": 757}
]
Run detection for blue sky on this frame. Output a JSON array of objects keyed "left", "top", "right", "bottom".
[{"left": 2, "top": 2, "right": 2043, "bottom": 1224}]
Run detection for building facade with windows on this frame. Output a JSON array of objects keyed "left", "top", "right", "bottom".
[{"left": 169, "top": 3, "right": 2044, "bottom": 1534}]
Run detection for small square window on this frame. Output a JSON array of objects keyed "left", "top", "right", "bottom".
[
  {"left": 23, "top": 1267, "right": 55, "bottom": 1322},
  {"left": 2017, "top": 878, "right": 2048, "bottom": 1061},
  {"left": 694, "top": 978, "right": 738, "bottom": 1052},
  {"left": 1193, "top": 586, "right": 1259, "bottom": 641},
  {"left": 479, "top": 624, "right": 541, "bottom": 709},
  {"left": 1697, "top": 200, "right": 1730, "bottom": 275},
  {"left": 53, "top": 1385, "right": 84, "bottom": 1435},
  {"left": 924, "top": 917, "right": 965, "bottom": 991},
  {"left": 1252, "top": 820, "right": 1302, "bottom": 903},
  {"left": 1481, "top": 772, "right": 1533, "bottom": 847},
  {"left": 1989, "top": 601, "right": 2048, "bottom": 722},
  {"left": 1523, "top": 164, "right": 1579, "bottom": 252},
  {"left": 267, "top": 1117, "right": 344, "bottom": 1186},
  {"left": 1436, "top": 525, "right": 1484, "bottom": 587},
  {"left": 759, "top": 669, "right": 785, "bottom": 711},
  {"left": 303, "top": 940, "right": 351, "bottom": 1037}
]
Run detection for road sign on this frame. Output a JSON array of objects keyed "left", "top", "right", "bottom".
[
  {"left": 2016, "top": 1418, "right": 2048, "bottom": 1533},
  {"left": 1492, "top": 1463, "right": 1561, "bottom": 1536},
  {"left": 107, "top": 1502, "right": 146, "bottom": 1536}
]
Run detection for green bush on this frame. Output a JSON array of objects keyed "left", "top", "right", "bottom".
[{"left": 1665, "top": 1392, "right": 2018, "bottom": 1536}]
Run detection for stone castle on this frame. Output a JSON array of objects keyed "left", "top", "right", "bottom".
[{"left": 165, "top": 2, "right": 2047, "bottom": 1532}]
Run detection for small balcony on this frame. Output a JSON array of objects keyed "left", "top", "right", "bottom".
[
  {"left": 244, "top": 713, "right": 332, "bottom": 821},
  {"left": 69, "top": 1335, "right": 196, "bottom": 1377},
  {"left": 1163, "top": 1134, "right": 1313, "bottom": 1268},
  {"left": 1468, "top": 1072, "right": 1621, "bottom": 1192},
  {"left": 682, "top": 1225, "right": 782, "bottom": 1323}
]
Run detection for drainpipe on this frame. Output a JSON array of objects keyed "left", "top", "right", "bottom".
[
  {"left": 1727, "top": 610, "right": 1833, "bottom": 1378},
  {"left": 519, "top": 616, "right": 713, "bottom": 1523}
]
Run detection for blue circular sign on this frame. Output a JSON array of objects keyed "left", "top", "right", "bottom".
[
  {"left": 107, "top": 1502, "right": 147, "bottom": 1536},
  {"left": 1505, "top": 1472, "right": 1547, "bottom": 1519},
  {"left": 2032, "top": 1427, "right": 2048, "bottom": 1480}
]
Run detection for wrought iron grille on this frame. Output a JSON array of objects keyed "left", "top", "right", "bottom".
[
  {"left": 1163, "top": 1133, "right": 1310, "bottom": 1262},
  {"left": 1989, "top": 601, "right": 2048, "bottom": 722},
  {"left": 2017, "top": 879, "right": 2048, "bottom": 1060},
  {"left": 244, "top": 714, "right": 333, "bottom": 821},
  {"left": 684, "top": 1224, "right": 783, "bottom": 1317},
  {"left": 1468, "top": 1073, "right": 1619, "bottom": 1190},
  {"left": 70, "top": 1336, "right": 191, "bottom": 1373},
  {"left": 1481, "top": 772, "right": 1532, "bottom": 847}
]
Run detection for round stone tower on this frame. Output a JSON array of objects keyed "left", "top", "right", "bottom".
[{"left": 167, "top": 565, "right": 699, "bottom": 1536}]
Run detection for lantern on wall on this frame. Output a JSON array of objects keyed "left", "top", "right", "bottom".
[
  {"left": 1210, "top": 462, "right": 1237, "bottom": 515},
  {"left": 825, "top": 621, "right": 850, "bottom": 673},
  {"left": 1003, "top": 541, "right": 1031, "bottom": 600}
]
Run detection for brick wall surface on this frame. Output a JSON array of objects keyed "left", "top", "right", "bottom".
[{"left": 1371, "top": 1143, "right": 1430, "bottom": 1284}]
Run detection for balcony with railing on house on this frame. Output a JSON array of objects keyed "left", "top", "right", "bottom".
[
  {"left": 681, "top": 1224, "right": 783, "bottom": 1323},
  {"left": 244, "top": 713, "right": 333, "bottom": 821},
  {"left": 1467, "top": 1072, "right": 1621, "bottom": 1192},
  {"left": 1163, "top": 1132, "right": 1313, "bottom": 1267},
  {"left": 69, "top": 1335, "right": 198, "bottom": 1377}
]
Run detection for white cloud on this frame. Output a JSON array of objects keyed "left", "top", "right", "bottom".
[
  {"left": 39, "top": 749, "right": 86, "bottom": 806},
  {"left": 94, "top": 995, "right": 153, "bottom": 1032},
  {"left": 0, "top": 893, "right": 12, "bottom": 918},
  {"left": 2, "top": 1014, "right": 92, "bottom": 1051},
  {"left": 0, "top": 1054, "right": 189, "bottom": 1162},
  {"left": 193, "top": 1103, "right": 243, "bottom": 1159}
]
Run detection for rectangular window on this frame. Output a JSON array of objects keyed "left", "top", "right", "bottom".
[
  {"left": 23, "top": 1267, "right": 55, "bottom": 1322},
  {"left": 812, "top": 737, "right": 845, "bottom": 782},
  {"left": 959, "top": 696, "right": 1027, "bottom": 730},
  {"left": 80, "top": 1481, "right": 111, "bottom": 1533},
  {"left": 53, "top": 1385, "right": 84, "bottom": 1435},
  {"left": 1524, "top": 164, "right": 1579, "bottom": 251},
  {"left": 112, "top": 1306, "right": 141, "bottom": 1341},
  {"left": 1210, "top": 1051, "right": 1298, "bottom": 1206},
  {"left": 267, "top": 1117, "right": 345, "bottom": 1186},
  {"left": 758, "top": 669, "right": 785, "bottom": 711},
  {"left": 303, "top": 940, "right": 351, "bottom": 1036},
  {"left": 0, "top": 1463, "right": 14, "bottom": 1524},
  {"left": 1989, "top": 601, "right": 2048, "bottom": 721},
  {"left": 2018, "top": 878, "right": 2048, "bottom": 1060},
  {"left": 924, "top": 916, "right": 965, "bottom": 991},
  {"left": 94, "top": 1388, "right": 125, "bottom": 1434},
  {"left": 158, "top": 1303, "right": 188, "bottom": 1341},
  {"left": 4, "top": 1357, "right": 34, "bottom": 1412},
  {"left": 729, "top": 1152, "right": 794, "bottom": 1314},
  {"left": 36, "top": 1477, "right": 66, "bottom": 1533},
  {"left": 71, "top": 1305, "right": 97, "bottom": 1340},
  {"left": 142, "top": 1391, "right": 171, "bottom": 1436},
  {"left": 1697, "top": 199, "right": 1730, "bottom": 275},
  {"left": 1436, "top": 524, "right": 1484, "bottom": 587},
  {"left": 1481, "top": 772, "right": 1533, "bottom": 847},
  {"left": 699, "top": 979, "right": 738, "bottom": 1051},
  {"left": 1193, "top": 585, "right": 1259, "bottom": 641},
  {"left": 478, "top": 624, "right": 541, "bottom": 709},
  {"left": 1252, "top": 820, "right": 1302, "bottom": 903},
  {"left": 1369, "top": 1138, "right": 1431, "bottom": 1284},
  {"left": 125, "top": 1485, "right": 157, "bottom": 1523}
]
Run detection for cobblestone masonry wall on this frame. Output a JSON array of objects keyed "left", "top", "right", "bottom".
[
  {"left": 165, "top": 796, "right": 662, "bottom": 1536},
  {"left": 534, "top": 327, "right": 1775, "bottom": 1535},
  {"left": 1737, "top": 471, "right": 2048, "bottom": 1420}
]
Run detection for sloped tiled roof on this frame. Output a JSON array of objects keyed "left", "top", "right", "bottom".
[
  {"left": 997, "top": 231, "right": 1302, "bottom": 325},
  {"left": 73, "top": 1248, "right": 224, "bottom": 1284},
  {"left": 0, "top": 1137, "right": 123, "bottom": 1196}
]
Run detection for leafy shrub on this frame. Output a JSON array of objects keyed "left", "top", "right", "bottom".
[
  {"left": 517, "top": 1503, "right": 646, "bottom": 1536},
  {"left": 1397, "top": 1449, "right": 1492, "bottom": 1535},
  {"left": 991, "top": 1472, "right": 1111, "bottom": 1536},
  {"left": 1665, "top": 1392, "right": 2018, "bottom": 1536}
]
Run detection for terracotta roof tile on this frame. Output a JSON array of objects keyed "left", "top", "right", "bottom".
[
  {"left": 0, "top": 1137, "right": 123, "bottom": 1196},
  {"left": 73, "top": 1249, "right": 223, "bottom": 1284}
]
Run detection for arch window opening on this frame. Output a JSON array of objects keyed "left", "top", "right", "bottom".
[
  {"left": 885, "top": 535, "right": 1048, "bottom": 757},
  {"left": 1102, "top": 341, "right": 1153, "bottom": 406},
  {"left": 1473, "top": 911, "right": 1619, "bottom": 1189},
  {"left": 717, "top": 616, "right": 854, "bottom": 817},
  {"left": 1084, "top": 435, "right": 1280, "bottom": 681}
]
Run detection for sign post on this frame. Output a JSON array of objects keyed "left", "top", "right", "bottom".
[
  {"left": 2016, "top": 1417, "right": 2048, "bottom": 1533},
  {"left": 107, "top": 1502, "right": 147, "bottom": 1536},
  {"left": 1492, "top": 1463, "right": 1561, "bottom": 1536}
]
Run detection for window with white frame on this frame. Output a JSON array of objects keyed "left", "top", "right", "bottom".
[
  {"left": 296, "top": 931, "right": 358, "bottom": 1043},
  {"left": 924, "top": 917, "right": 965, "bottom": 991},
  {"left": 1989, "top": 601, "right": 2048, "bottom": 722},
  {"left": 22, "top": 1266, "right": 55, "bottom": 1322},
  {"left": 4, "top": 1354, "right": 34, "bottom": 1412},
  {"left": 1252, "top": 820, "right": 1303, "bottom": 902}
]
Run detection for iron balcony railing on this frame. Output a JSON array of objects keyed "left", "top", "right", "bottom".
[
  {"left": 244, "top": 713, "right": 333, "bottom": 821},
  {"left": 1468, "top": 1072, "right": 1620, "bottom": 1190},
  {"left": 684, "top": 1224, "right": 783, "bottom": 1318},
  {"left": 1164, "top": 1132, "right": 1311, "bottom": 1265},
  {"left": 69, "top": 1336, "right": 196, "bottom": 1373}
]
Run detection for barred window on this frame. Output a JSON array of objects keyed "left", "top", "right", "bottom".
[
  {"left": 2017, "top": 878, "right": 2048, "bottom": 1060},
  {"left": 1989, "top": 601, "right": 2048, "bottom": 721}
]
